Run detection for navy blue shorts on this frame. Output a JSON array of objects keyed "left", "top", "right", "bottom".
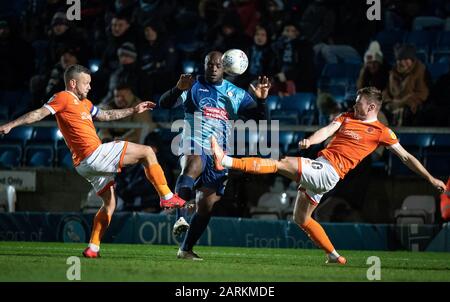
[{"left": 194, "top": 153, "right": 228, "bottom": 196}]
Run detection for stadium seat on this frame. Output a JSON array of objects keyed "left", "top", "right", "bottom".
[
  {"left": 404, "top": 31, "right": 437, "bottom": 63},
  {"left": 394, "top": 195, "right": 436, "bottom": 224},
  {"left": 436, "top": 31, "right": 450, "bottom": 50},
  {"left": 276, "top": 93, "right": 317, "bottom": 125},
  {"left": 279, "top": 93, "right": 315, "bottom": 112},
  {"left": 278, "top": 131, "right": 295, "bottom": 155},
  {"left": 424, "top": 134, "right": 450, "bottom": 177},
  {"left": 266, "top": 95, "right": 280, "bottom": 120},
  {"left": 30, "top": 127, "right": 60, "bottom": 145},
  {"left": 270, "top": 109, "right": 299, "bottom": 125},
  {"left": 24, "top": 145, "right": 54, "bottom": 167},
  {"left": 250, "top": 191, "right": 291, "bottom": 220},
  {"left": 56, "top": 146, "right": 73, "bottom": 169},
  {"left": 81, "top": 189, "right": 104, "bottom": 214},
  {"left": 388, "top": 133, "right": 432, "bottom": 176},
  {"left": 431, "top": 31, "right": 450, "bottom": 63},
  {"left": 266, "top": 95, "right": 279, "bottom": 111},
  {"left": 412, "top": 16, "right": 445, "bottom": 31},
  {"left": 375, "top": 30, "right": 406, "bottom": 51},
  {"left": 427, "top": 61, "right": 450, "bottom": 82},
  {"left": 0, "top": 145, "right": 22, "bottom": 168},
  {"left": 0, "top": 126, "right": 33, "bottom": 146}
]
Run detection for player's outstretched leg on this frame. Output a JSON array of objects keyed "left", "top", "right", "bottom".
[
  {"left": 211, "top": 136, "right": 278, "bottom": 174},
  {"left": 123, "top": 142, "right": 186, "bottom": 209},
  {"left": 83, "top": 185, "right": 115, "bottom": 258},
  {"left": 294, "top": 191, "right": 346, "bottom": 265}
]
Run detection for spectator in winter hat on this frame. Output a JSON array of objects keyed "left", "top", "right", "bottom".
[{"left": 357, "top": 41, "right": 390, "bottom": 91}]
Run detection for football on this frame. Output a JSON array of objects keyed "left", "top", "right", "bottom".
[{"left": 222, "top": 49, "right": 249, "bottom": 76}]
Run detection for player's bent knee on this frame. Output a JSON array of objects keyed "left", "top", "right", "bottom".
[
  {"left": 293, "top": 214, "right": 308, "bottom": 227},
  {"left": 143, "top": 145, "right": 157, "bottom": 162}
]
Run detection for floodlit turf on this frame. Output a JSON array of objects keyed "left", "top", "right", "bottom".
[{"left": 0, "top": 241, "right": 449, "bottom": 282}]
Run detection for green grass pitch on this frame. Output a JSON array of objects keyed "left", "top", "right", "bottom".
[{"left": 0, "top": 241, "right": 449, "bottom": 282}]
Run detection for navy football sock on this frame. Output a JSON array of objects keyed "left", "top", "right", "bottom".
[
  {"left": 175, "top": 175, "right": 195, "bottom": 220},
  {"left": 181, "top": 212, "right": 211, "bottom": 251}
]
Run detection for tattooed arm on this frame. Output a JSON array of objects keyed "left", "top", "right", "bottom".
[
  {"left": 95, "top": 101, "right": 156, "bottom": 122},
  {"left": 0, "top": 107, "right": 52, "bottom": 135}
]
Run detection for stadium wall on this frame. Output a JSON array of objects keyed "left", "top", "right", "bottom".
[{"left": 0, "top": 212, "right": 447, "bottom": 252}]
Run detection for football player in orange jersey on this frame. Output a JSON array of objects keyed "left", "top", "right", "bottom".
[
  {"left": 211, "top": 87, "right": 446, "bottom": 264},
  {"left": 0, "top": 64, "right": 186, "bottom": 258}
]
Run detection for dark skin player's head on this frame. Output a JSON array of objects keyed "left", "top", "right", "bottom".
[{"left": 204, "top": 51, "right": 224, "bottom": 84}]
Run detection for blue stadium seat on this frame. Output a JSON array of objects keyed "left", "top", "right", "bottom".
[
  {"left": 427, "top": 62, "right": 450, "bottom": 82},
  {"left": 25, "top": 145, "right": 54, "bottom": 167},
  {"left": 375, "top": 31, "right": 406, "bottom": 50},
  {"left": 404, "top": 31, "right": 437, "bottom": 63},
  {"left": 320, "top": 63, "right": 361, "bottom": 92},
  {"left": 30, "top": 127, "right": 60, "bottom": 144},
  {"left": 424, "top": 134, "right": 450, "bottom": 177},
  {"left": 278, "top": 93, "right": 315, "bottom": 112},
  {"left": 0, "top": 145, "right": 22, "bottom": 168},
  {"left": 278, "top": 131, "right": 295, "bottom": 155},
  {"left": 0, "top": 126, "right": 33, "bottom": 146},
  {"left": 266, "top": 95, "right": 280, "bottom": 111},
  {"left": 412, "top": 16, "right": 445, "bottom": 31},
  {"left": 436, "top": 31, "right": 450, "bottom": 50},
  {"left": 388, "top": 133, "right": 432, "bottom": 176},
  {"left": 431, "top": 31, "right": 450, "bottom": 63},
  {"left": 270, "top": 109, "right": 299, "bottom": 125},
  {"left": 56, "top": 146, "right": 73, "bottom": 169},
  {"left": 276, "top": 93, "right": 317, "bottom": 125}
]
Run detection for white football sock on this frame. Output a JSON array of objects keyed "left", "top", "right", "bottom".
[
  {"left": 88, "top": 243, "right": 100, "bottom": 252},
  {"left": 222, "top": 155, "right": 233, "bottom": 168},
  {"left": 329, "top": 249, "right": 340, "bottom": 258},
  {"left": 162, "top": 192, "right": 174, "bottom": 200}
]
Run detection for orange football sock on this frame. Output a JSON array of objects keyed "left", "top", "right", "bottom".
[
  {"left": 231, "top": 157, "right": 278, "bottom": 174},
  {"left": 90, "top": 208, "right": 111, "bottom": 246},
  {"left": 300, "top": 218, "right": 335, "bottom": 254},
  {"left": 144, "top": 164, "right": 171, "bottom": 197}
]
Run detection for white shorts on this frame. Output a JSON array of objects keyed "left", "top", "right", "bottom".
[
  {"left": 297, "top": 156, "right": 340, "bottom": 205},
  {"left": 75, "top": 141, "right": 128, "bottom": 195}
]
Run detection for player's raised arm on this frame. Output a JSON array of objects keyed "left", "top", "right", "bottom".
[
  {"left": 299, "top": 121, "right": 341, "bottom": 149},
  {"left": 95, "top": 101, "right": 156, "bottom": 122},
  {"left": 249, "top": 76, "right": 271, "bottom": 100},
  {"left": 388, "top": 143, "right": 446, "bottom": 192},
  {"left": 159, "top": 74, "right": 194, "bottom": 109},
  {"left": 0, "top": 106, "right": 52, "bottom": 135}
]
